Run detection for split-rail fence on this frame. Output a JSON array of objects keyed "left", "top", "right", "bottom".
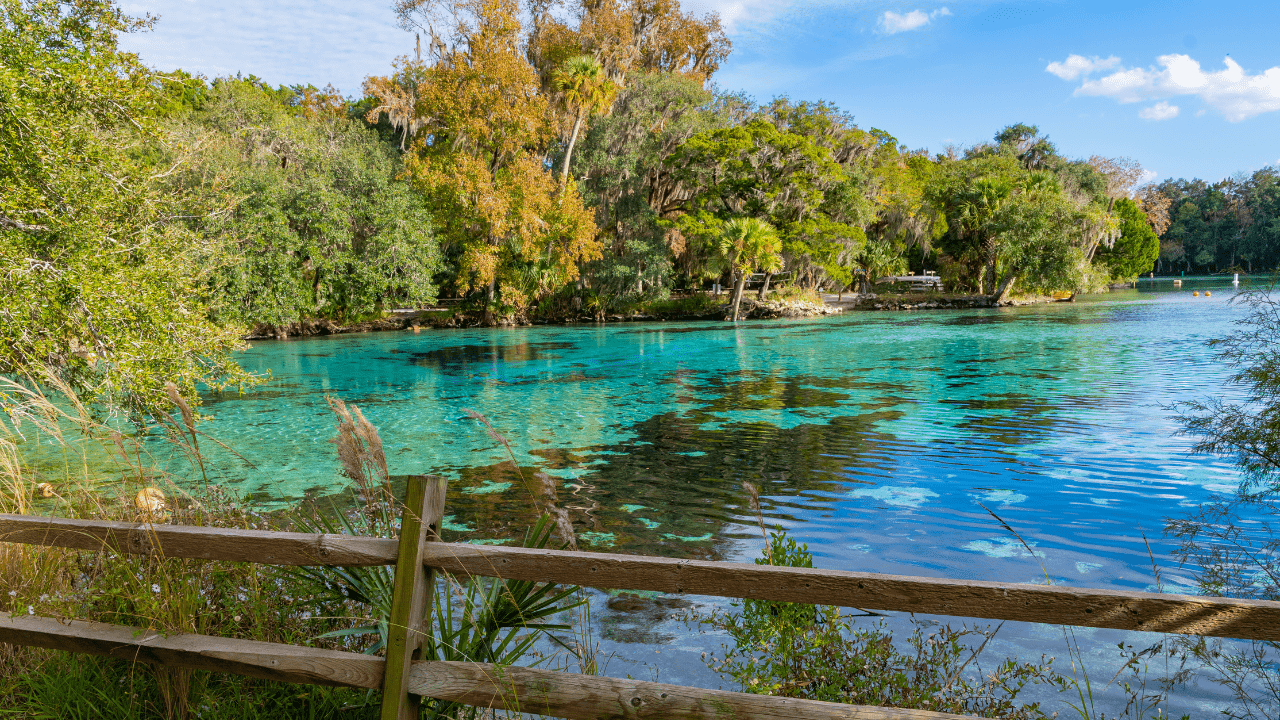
[{"left": 3, "top": 474, "right": 1280, "bottom": 720}]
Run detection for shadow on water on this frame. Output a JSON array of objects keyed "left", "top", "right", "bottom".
[
  {"left": 432, "top": 405, "right": 905, "bottom": 571},
  {"left": 409, "top": 341, "right": 577, "bottom": 374}
]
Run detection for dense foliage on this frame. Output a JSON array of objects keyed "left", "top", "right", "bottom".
[
  {"left": 1153, "top": 168, "right": 1280, "bottom": 274},
  {"left": 0, "top": 0, "right": 255, "bottom": 414},
  {"left": 160, "top": 78, "right": 441, "bottom": 329}
]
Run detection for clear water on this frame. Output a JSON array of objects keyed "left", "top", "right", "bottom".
[{"left": 173, "top": 275, "right": 1258, "bottom": 710}]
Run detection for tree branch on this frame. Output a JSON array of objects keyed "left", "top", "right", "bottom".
[{"left": 0, "top": 215, "right": 47, "bottom": 233}]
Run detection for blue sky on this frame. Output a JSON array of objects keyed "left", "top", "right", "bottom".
[{"left": 118, "top": 0, "right": 1280, "bottom": 183}]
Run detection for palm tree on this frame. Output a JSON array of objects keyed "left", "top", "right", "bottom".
[
  {"left": 553, "top": 55, "right": 616, "bottom": 193},
  {"left": 720, "top": 217, "right": 783, "bottom": 322},
  {"left": 956, "top": 176, "right": 1014, "bottom": 295}
]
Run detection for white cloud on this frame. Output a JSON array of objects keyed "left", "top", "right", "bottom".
[
  {"left": 1139, "top": 169, "right": 1159, "bottom": 184},
  {"left": 882, "top": 7, "right": 951, "bottom": 35},
  {"left": 1045, "top": 54, "right": 1121, "bottom": 81},
  {"left": 682, "top": 0, "right": 801, "bottom": 34},
  {"left": 1138, "top": 101, "right": 1180, "bottom": 121},
  {"left": 1050, "top": 53, "right": 1280, "bottom": 122}
]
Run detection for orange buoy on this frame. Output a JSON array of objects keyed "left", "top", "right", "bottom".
[
  {"left": 36, "top": 483, "right": 54, "bottom": 498},
  {"left": 135, "top": 487, "right": 166, "bottom": 515},
  {"left": 1205, "top": 291, "right": 1212, "bottom": 297},
  {"left": 1193, "top": 291, "right": 1200, "bottom": 297}
]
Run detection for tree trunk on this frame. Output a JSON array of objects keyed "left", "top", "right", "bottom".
[
  {"left": 730, "top": 270, "right": 747, "bottom": 322},
  {"left": 757, "top": 272, "right": 772, "bottom": 300},
  {"left": 559, "top": 110, "right": 585, "bottom": 194},
  {"left": 484, "top": 277, "right": 496, "bottom": 326},
  {"left": 992, "top": 275, "right": 1017, "bottom": 304},
  {"left": 1085, "top": 240, "right": 1100, "bottom": 262}
]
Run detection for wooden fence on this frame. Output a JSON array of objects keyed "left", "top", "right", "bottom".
[{"left": 4, "top": 474, "right": 1280, "bottom": 719}]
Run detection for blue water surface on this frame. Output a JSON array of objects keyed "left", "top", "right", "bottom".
[{"left": 180, "top": 276, "right": 1258, "bottom": 710}]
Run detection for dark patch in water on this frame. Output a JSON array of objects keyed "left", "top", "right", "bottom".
[
  {"left": 617, "top": 326, "right": 721, "bottom": 335},
  {"left": 693, "top": 373, "right": 852, "bottom": 412},
  {"left": 945, "top": 314, "right": 1011, "bottom": 326},
  {"left": 600, "top": 592, "right": 692, "bottom": 644},
  {"left": 409, "top": 341, "right": 577, "bottom": 374},
  {"left": 940, "top": 392, "right": 1097, "bottom": 445}
]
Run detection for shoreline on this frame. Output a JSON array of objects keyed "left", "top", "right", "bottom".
[{"left": 243, "top": 292, "right": 1059, "bottom": 340}]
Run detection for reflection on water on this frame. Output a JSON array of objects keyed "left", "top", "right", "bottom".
[{"left": 127, "top": 276, "right": 1261, "bottom": 704}]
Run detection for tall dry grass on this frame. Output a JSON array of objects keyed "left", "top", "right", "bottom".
[
  {"left": 0, "top": 377, "right": 378, "bottom": 718},
  {"left": 1, "top": 380, "right": 598, "bottom": 719}
]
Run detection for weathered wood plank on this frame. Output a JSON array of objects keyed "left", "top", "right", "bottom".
[
  {"left": 419, "top": 543, "right": 1280, "bottom": 641},
  {"left": 8, "top": 513, "right": 1279, "bottom": 642},
  {"left": 0, "top": 514, "right": 399, "bottom": 566},
  {"left": 0, "top": 612, "right": 383, "bottom": 689},
  {"left": 381, "top": 475, "right": 447, "bottom": 720},
  {"left": 408, "top": 660, "right": 976, "bottom": 719}
]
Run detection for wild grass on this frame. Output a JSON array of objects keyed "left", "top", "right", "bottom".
[{"left": 0, "top": 377, "right": 592, "bottom": 719}]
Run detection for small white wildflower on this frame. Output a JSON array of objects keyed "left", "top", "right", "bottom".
[
  {"left": 301, "top": 611, "right": 311, "bottom": 620},
  {"left": 39, "top": 594, "right": 48, "bottom": 602},
  {"left": 27, "top": 605, "right": 34, "bottom": 615},
  {"left": 233, "top": 615, "right": 241, "bottom": 622},
  {"left": 237, "top": 593, "right": 246, "bottom": 602},
  {"left": 7, "top": 590, "right": 15, "bottom": 597},
  {"left": 151, "top": 584, "right": 161, "bottom": 594}
]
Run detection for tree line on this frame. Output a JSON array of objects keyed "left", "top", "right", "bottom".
[
  {"left": 1150, "top": 168, "right": 1280, "bottom": 275},
  {"left": 0, "top": 0, "right": 1211, "bottom": 413}
]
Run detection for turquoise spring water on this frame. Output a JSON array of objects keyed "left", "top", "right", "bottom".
[{"left": 173, "top": 275, "right": 1259, "bottom": 707}]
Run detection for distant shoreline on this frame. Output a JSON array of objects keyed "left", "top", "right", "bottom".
[{"left": 242, "top": 292, "right": 1072, "bottom": 341}]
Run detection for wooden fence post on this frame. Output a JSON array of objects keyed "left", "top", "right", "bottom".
[{"left": 380, "top": 474, "right": 447, "bottom": 720}]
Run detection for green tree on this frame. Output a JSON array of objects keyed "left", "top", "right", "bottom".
[
  {"left": 664, "top": 111, "right": 870, "bottom": 291},
  {"left": 0, "top": 0, "right": 252, "bottom": 413},
  {"left": 1095, "top": 197, "right": 1159, "bottom": 279},
  {"left": 571, "top": 71, "right": 746, "bottom": 312},
  {"left": 719, "top": 217, "right": 781, "bottom": 321},
  {"left": 930, "top": 146, "right": 1112, "bottom": 298},
  {"left": 159, "top": 78, "right": 441, "bottom": 331}
]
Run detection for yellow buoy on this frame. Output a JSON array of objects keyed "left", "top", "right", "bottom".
[
  {"left": 1193, "top": 291, "right": 1200, "bottom": 297},
  {"left": 135, "top": 487, "right": 166, "bottom": 515},
  {"left": 1205, "top": 291, "right": 1211, "bottom": 297},
  {"left": 36, "top": 482, "right": 54, "bottom": 498}
]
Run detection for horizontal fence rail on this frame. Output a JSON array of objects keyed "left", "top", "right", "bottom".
[
  {"left": 419, "top": 543, "right": 1280, "bottom": 642},
  {"left": 406, "top": 660, "right": 972, "bottom": 719},
  {"left": 7, "top": 489, "right": 1280, "bottom": 720},
  {"left": 6, "top": 513, "right": 1280, "bottom": 641},
  {"left": 0, "top": 612, "right": 383, "bottom": 689},
  {"left": 0, "top": 514, "right": 398, "bottom": 566},
  {"left": 0, "top": 612, "right": 967, "bottom": 719}
]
